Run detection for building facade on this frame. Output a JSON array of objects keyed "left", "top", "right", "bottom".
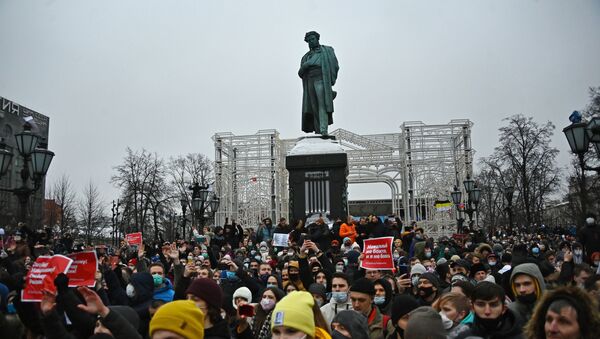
[{"left": 0, "top": 96, "right": 50, "bottom": 228}]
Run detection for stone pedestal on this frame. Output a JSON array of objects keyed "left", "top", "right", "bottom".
[{"left": 286, "top": 136, "right": 348, "bottom": 223}]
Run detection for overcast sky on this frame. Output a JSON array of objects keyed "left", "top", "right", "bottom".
[{"left": 0, "top": 0, "right": 599, "bottom": 204}]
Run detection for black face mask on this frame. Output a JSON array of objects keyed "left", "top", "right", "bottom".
[
  {"left": 331, "top": 330, "right": 350, "bottom": 339},
  {"left": 475, "top": 314, "right": 502, "bottom": 331},
  {"left": 516, "top": 293, "right": 537, "bottom": 304},
  {"left": 419, "top": 286, "right": 435, "bottom": 298},
  {"left": 289, "top": 273, "right": 299, "bottom": 280}
]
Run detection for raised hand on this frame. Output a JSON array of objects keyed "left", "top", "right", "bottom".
[
  {"left": 40, "top": 290, "right": 57, "bottom": 315},
  {"left": 76, "top": 286, "right": 110, "bottom": 317}
]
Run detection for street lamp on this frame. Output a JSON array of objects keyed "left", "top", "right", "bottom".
[
  {"left": 180, "top": 196, "right": 188, "bottom": 239},
  {"left": 189, "top": 182, "right": 220, "bottom": 230},
  {"left": 450, "top": 176, "right": 482, "bottom": 234},
  {"left": 563, "top": 113, "right": 600, "bottom": 220},
  {"left": 0, "top": 123, "right": 55, "bottom": 224},
  {"left": 451, "top": 186, "right": 464, "bottom": 234}
]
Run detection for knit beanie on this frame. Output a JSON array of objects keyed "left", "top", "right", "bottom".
[
  {"left": 308, "top": 283, "right": 327, "bottom": 301},
  {"left": 150, "top": 300, "right": 205, "bottom": 339},
  {"left": 332, "top": 310, "right": 370, "bottom": 339},
  {"left": 349, "top": 278, "right": 375, "bottom": 296},
  {"left": 185, "top": 278, "right": 223, "bottom": 309},
  {"left": 470, "top": 263, "right": 486, "bottom": 278},
  {"left": 405, "top": 306, "right": 445, "bottom": 339},
  {"left": 232, "top": 287, "right": 252, "bottom": 309},
  {"left": 419, "top": 272, "right": 441, "bottom": 290},
  {"left": 410, "top": 263, "right": 426, "bottom": 276},
  {"left": 391, "top": 294, "right": 420, "bottom": 324},
  {"left": 272, "top": 291, "right": 315, "bottom": 336}
]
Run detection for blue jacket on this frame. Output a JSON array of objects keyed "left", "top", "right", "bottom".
[{"left": 153, "top": 278, "right": 175, "bottom": 302}]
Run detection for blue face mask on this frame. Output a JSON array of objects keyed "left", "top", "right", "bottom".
[
  {"left": 267, "top": 283, "right": 277, "bottom": 289},
  {"left": 374, "top": 296, "right": 386, "bottom": 305},
  {"left": 331, "top": 291, "right": 348, "bottom": 303},
  {"left": 153, "top": 274, "right": 163, "bottom": 287},
  {"left": 6, "top": 303, "right": 16, "bottom": 314}
]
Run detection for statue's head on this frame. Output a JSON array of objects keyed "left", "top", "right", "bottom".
[{"left": 304, "top": 31, "right": 320, "bottom": 49}]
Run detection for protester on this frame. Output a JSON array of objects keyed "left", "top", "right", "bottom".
[
  {"left": 524, "top": 285, "right": 600, "bottom": 339},
  {"left": 349, "top": 278, "right": 394, "bottom": 339},
  {"left": 149, "top": 300, "right": 204, "bottom": 339},
  {"left": 271, "top": 291, "right": 330, "bottom": 339},
  {"left": 331, "top": 310, "right": 370, "bottom": 339}
]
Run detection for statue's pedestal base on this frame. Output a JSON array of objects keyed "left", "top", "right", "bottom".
[{"left": 286, "top": 136, "right": 348, "bottom": 223}]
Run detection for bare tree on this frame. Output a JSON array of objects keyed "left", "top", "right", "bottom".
[
  {"left": 111, "top": 148, "right": 167, "bottom": 236},
  {"left": 78, "top": 180, "right": 106, "bottom": 244},
  {"left": 168, "top": 153, "right": 214, "bottom": 229},
  {"left": 483, "top": 115, "right": 561, "bottom": 228},
  {"left": 49, "top": 174, "right": 78, "bottom": 234}
]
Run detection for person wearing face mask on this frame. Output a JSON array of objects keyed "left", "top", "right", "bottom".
[
  {"left": 349, "top": 278, "right": 394, "bottom": 339},
  {"left": 415, "top": 273, "right": 440, "bottom": 307},
  {"left": 448, "top": 282, "right": 523, "bottom": 339},
  {"left": 432, "top": 292, "right": 469, "bottom": 331},
  {"left": 509, "top": 263, "right": 546, "bottom": 322},
  {"left": 331, "top": 310, "right": 370, "bottom": 339},
  {"left": 373, "top": 279, "right": 393, "bottom": 316},
  {"left": 578, "top": 213, "right": 600, "bottom": 263},
  {"left": 185, "top": 278, "right": 231, "bottom": 339},
  {"left": 149, "top": 263, "right": 174, "bottom": 302},
  {"left": 321, "top": 273, "right": 353, "bottom": 329},
  {"left": 120, "top": 271, "right": 154, "bottom": 338},
  {"left": 388, "top": 294, "right": 419, "bottom": 339},
  {"left": 237, "top": 286, "right": 286, "bottom": 339},
  {"left": 309, "top": 283, "right": 328, "bottom": 308}
]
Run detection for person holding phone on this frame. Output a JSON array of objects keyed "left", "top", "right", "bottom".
[{"left": 237, "top": 286, "right": 286, "bottom": 339}]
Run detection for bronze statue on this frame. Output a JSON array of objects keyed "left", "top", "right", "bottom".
[{"left": 299, "top": 31, "right": 339, "bottom": 136}]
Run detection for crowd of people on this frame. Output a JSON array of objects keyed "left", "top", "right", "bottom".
[{"left": 1, "top": 213, "right": 600, "bottom": 339}]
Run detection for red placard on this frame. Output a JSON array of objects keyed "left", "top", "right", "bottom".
[
  {"left": 22, "top": 255, "right": 73, "bottom": 302},
  {"left": 67, "top": 251, "right": 98, "bottom": 287},
  {"left": 360, "top": 237, "right": 394, "bottom": 270},
  {"left": 125, "top": 232, "right": 143, "bottom": 246}
]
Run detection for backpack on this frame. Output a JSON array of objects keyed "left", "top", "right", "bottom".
[{"left": 382, "top": 314, "right": 391, "bottom": 338}]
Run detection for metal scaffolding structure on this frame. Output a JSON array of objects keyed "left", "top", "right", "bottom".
[
  {"left": 213, "top": 120, "right": 473, "bottom": 230},
  {"left": 213, "top": 130, "right": 288, "bottom": 227}
]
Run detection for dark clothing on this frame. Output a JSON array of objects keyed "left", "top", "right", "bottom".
[
  {"left": 448, "top": 308, "right": 524, "bottom": 339},
  {"left": 578, "top": 224, "right": 600, "bottom": 262},
  {"left": 205, "top": 317, "right": 231, "bottom": 339}
]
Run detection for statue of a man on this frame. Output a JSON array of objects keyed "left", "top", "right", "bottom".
[{"left": 298, "top": 31, "right": 339, "bottom": 136}]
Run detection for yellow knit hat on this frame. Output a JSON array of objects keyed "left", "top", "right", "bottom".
[
  {"left": 150, "top": 300, "right": 205, "bottom": 339},
  {"left": 271, "top": 291, "right": 315, "bottom": 336}
]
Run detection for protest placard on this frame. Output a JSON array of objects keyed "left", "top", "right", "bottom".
[
  {"left": 67, "top": 251, "right": 98, "bottom": 287},
  {"left": 360, "top": 237, "right": 394, "bottom": 270},
  {"left": 273, "top": 233, "right": 289, "bottom": 247},
  {"left": 22, "top": 255, "right": 73, "bottom": 302},
  {"left": 126, "top": 232, "right": 143, "bottom": 246}
]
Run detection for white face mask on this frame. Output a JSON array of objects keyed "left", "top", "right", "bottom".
[
  {"left": 586, "top": 217, "right": 595, "bottom": 225},
  {"left": 126, "top": 284, "right": 135, "bottom": 298}
]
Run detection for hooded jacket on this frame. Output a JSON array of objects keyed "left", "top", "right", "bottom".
[
  {"left": 509, "top": 263, "right": 545, "bottom": 321},
  {"left": 448, "top": 307, "right": 524, "bottom": 339},
  {"left": 129, "top": 272, "right": 154, "bottom": 338},
  {"left": 153, "top": 277, "right": 175, "bottom": 302}
]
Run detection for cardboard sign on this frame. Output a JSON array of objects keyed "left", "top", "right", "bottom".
[
  {"left": 126, "top": 232, "right": 143, "bottom": 246},
  {"left": 273, "top": 233, "right": 289, "bottom": 247},
  {"left": 67, "top": 251, "right": 98, "bottom": 287},
  {"left": 360, "top": 237, "right": 394, "bottom": 270},
  {"left": 22, "top": 255, "right": 73, "bottom": 302}
]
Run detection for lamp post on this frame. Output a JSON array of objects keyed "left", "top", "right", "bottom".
[
  {"left": 450, "top": 176, "right": 482, "bottom": 234},
  {"left": 180, "top": 196, "right": 188, "bottom": 239},
  {"left": 189, "top": 182, "right": 220, "bottom": 231},
  {"left": 0, "top": 123, "right": 55, "bottom": 225},
  {"left": 111, "top": 200, "right": 121, "bottom": 246},
  {"left": 563, "top": 113, "right": 600, "bottom": 220},
  {"left": 503, "top": 185, "right": 514, "bottom": 234},
  {"left": 451, "top": 187, "right": 464, "bottom": 234}
]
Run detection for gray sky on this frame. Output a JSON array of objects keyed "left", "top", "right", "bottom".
[{"left": 0, "top": 0, "right": 599, "bottom": 203}]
